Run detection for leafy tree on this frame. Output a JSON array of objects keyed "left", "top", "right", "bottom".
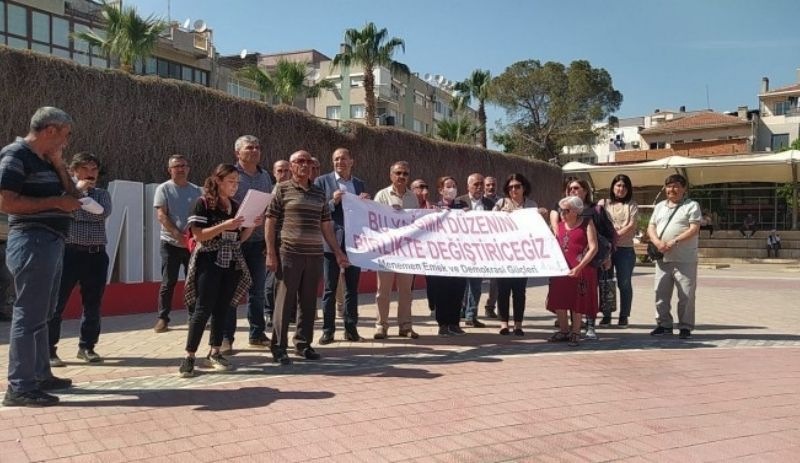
[
  {"left": 454, "top": 69, "right": 491, "bottom": 147},
  {"left": 72, "top": 1, "right": 167, "bottom": 73},
  {"left": 436, "top": 94, "right": 479, "bottom": 144},
  {"left": 239, "top": 59, "right": 335, "bottom": 106},
  {"left": 491, "top": 59, "right": 622, "bottom": 160},
  {"left": 332, "top": 22, "right": 409, "bottom": 126}
]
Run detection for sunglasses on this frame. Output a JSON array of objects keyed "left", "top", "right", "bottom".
[
  {"left": 508, "top": 184, "right": 523, "bottom": 190},
  {"left": 393, "top": 171, "right": 410, "bottom": 177},
  {"left": 568, "top": 185, "right": 582, "bottom": 191},
  {"left": 414, "top": 185, "right": 428, "bottom": 189}
]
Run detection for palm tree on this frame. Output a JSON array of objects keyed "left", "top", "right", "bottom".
[
  {"left": 72, "top": 1, "right": 166, "bottom": 73},
  {"left": 332, "top": 22, "right": 409, "bottom": 126},
  {"left": 238, "top": 59, "right": 335, "bottom": 106},
  {"left": 436, "top": 94, "right": 479, "bottom": 143},
  {"left": 455, "top": 69, "right": 492, "bottom": 147}
]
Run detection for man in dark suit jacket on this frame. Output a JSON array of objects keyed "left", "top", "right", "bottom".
[
  {"left": 313, "top": 148, "right": 370, "bottom": 343},
  {"left": 457, "top": 173, "right": 495, "bottom": 328}
]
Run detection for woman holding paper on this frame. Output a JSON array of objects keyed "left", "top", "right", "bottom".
[
  {"left": 427, "top": 176, "right": 469, "bottom": 336},
  {"left": 493, "top": 173, "right": 539, "bottom": 336},
  {"left": 178, "top": 164, "right": 261, "bottom": 378},
  {"left": 546, "top": 195, "right": 599, "bottom": 347}
]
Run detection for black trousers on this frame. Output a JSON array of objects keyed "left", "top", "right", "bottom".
[
  {"left": 158, "top": 241, "right": 190, "bottom": 321},
  {"left": 427, "top": 275, "right": 466, "bottom": 326},
  {"left": 48, "top": 245, "right": 109, "bottom": 352},
  {"left": 185, "top": 253, "right": 241, "bottom": 353},
  {"left": 497, "top": 278, "right": 527, "bottom": 323}
]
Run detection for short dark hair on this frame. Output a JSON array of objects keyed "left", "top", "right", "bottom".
[
  {"left": 664, "top": 174, "right": 687, "bottom": 187},
  {"left": 609, "top": 174, "right": 633, "bottom": 203},
  {"left": 503, "top": 173, "right": 531, "bottom": 197},
  {"left": 69, "top": 152, "right": 100, "bottom": 170}
]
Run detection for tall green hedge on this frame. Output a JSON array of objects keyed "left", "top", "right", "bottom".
[{"left": 0, "top": 47, "right": 561, "bottom": 205}]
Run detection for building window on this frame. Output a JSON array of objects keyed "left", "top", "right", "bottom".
[
  {"left": 771, "top": 133, "right": 789, "bottom": 151},
  {"left": 7, "top": 3, "right": 26, "bottom": 37},
  {"left": 649, "top": 141, "right": 666, "bottom": 149},
  {"left": 182, "top": 66, "right": 193, "bottom": 82},
  {"left": 350, "top": 104, "right": 365, "bottom": 119},
  {"left": 31, "top": 42, "right": 50, "bottom": 54},
  {"left": 32, "top": 11, "right": 50, "bottom": 43},
  {"left": 7, "top": 36, "right": 27, "bottom": 49},
  {"left": 52, "top": 17, "right": 69, "bottom": 48},
  {"left": 52, "top": 47, "right": 70, "bottom": 59},
  {"left": 413, "top": 119, "right": 423, "bottom": 133},
  {"left": 0, "top": 1, "right": 5, "bottom": 33},
  {"left": 73, "top": 24, "right": 92, "bottom": 53},
  {"left": 326, "top": 106, "right": 341, "bottom": 120},
  {"left": 774, "top": 100, "right": 791, "bottom": 116}
]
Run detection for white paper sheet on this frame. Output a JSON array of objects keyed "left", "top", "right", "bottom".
[{"left": 238, "top": 189, "right": 272, "bottom": 228}]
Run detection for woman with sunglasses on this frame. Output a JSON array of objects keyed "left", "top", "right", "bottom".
[
  {"left": 547, "top": 195, "right": 599, "bottom": 346},
  {"left": 427, "top": 176, "right": 469, "bottom": 336},
  {"left": 597, "top": 174, "right": 638, "bottom": 327},
  {"left": 493, "top": 173, "right": 539, "bottom": 336}
]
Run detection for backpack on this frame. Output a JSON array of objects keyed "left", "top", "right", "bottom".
[{"left": 589, "top": 203, "right": 618, "bottom": 268}]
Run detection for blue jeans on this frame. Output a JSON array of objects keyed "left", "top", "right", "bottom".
[
  {"left": 463, "top": 278, "right": 482, "bottom": 320},
  {"left": 6, "top": 228, "right": 64, "bottom": 393},
  {"left": 608, "top": 246, "right": 636, "bottom": 318},
  {"left": 225, "top": 239, "right": 268, "bottom": 342},
  {"left": 321, "top": 252, "right": 361, "bottom": 335}
]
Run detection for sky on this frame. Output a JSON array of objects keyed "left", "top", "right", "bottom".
[{"left": 128, "top": 0, "right": 800, "bottom": 146}]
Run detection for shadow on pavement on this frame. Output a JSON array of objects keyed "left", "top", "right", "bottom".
[{"left": 60, "top": 386, "right": 334, "bottom": 411}]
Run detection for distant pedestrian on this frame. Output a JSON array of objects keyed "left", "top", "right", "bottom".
[
  {"left": 766, "top": 230, "right": 781, "bottom": 258},
  {"left": 740, "top": 214, "right": 757, "bottom": 238}
]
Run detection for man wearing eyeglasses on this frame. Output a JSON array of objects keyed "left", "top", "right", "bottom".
[
  {"left": 153, "top": 154, "right": 202, "bottom": 333},
  {"left": 266, "top": 150, "right": 349, "bottom": 364},
  {"left": 0, "top": 107, "right": 82, "bottom": 407},
  {"left": 372, "top": 161, "right": 420, "bottom": 339}
]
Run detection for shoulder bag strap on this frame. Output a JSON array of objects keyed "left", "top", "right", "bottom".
[{"left": 656, "top": 200, "right": 683, "bottom": 240}]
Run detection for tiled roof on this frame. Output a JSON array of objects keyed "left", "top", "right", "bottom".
[
  {"left": 640, "top": 112, "right": 748, "bottom": 135},
  {"left": 762, "top": 83, "right": 800, "bottom": 95}
]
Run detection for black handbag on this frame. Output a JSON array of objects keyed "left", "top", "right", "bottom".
[
  {"left": 648, "top": 201, "right": 683, "bottom": 261},
  {"left": 598, "top": 269, "right": 617, "bottom": 313}
]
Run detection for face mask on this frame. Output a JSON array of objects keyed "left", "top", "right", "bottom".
[{"left": 442, "top": 187, "right": 457, "bottom": 200}]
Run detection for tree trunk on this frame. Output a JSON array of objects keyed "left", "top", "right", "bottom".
[
  {"left": 478, "top": 101, "right": 487, "bottom": 148},
  {"left": 363, "top": 65, "right": 376, "bottom": 127}
]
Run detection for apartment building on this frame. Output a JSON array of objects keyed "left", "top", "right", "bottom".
[
  {"left": 1, "top": 0, "right": 215, "bottom": 87},
  {"left": 756, "top": 72, "right": 800, "bottom": 151},
  {"left": 246, "top": 49, "right": 467, "bottom": 135}
]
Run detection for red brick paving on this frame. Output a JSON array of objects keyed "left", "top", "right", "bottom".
[{"left": 0, "top": 264, "right": 798, "bottom": 462}]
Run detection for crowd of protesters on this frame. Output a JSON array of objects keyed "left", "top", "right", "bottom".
[{"left": 0, "top": 107, "right": 702, "bottom": 407}]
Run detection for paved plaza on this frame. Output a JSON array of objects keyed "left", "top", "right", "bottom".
[{"left": 0, "top": 264, "right": 798, "bottom": 462}]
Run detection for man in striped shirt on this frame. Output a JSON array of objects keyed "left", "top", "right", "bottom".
[
  {"left": 265, "top": 150, "right": 349, "bottom": 365},
  {"left": 0, "top": 107, "right": 82, "bottom": 407}
]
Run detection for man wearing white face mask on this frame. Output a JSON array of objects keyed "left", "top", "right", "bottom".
[
  {"left": 456, "top": 173, "right": 495, "bottom": 328},
  {"left": 373, "top": 161, "right": 419, "bottom": 339}
]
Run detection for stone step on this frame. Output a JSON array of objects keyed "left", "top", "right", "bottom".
[
  {"left": 701, "top": 230, "right": 800, "bottom": 240},
  {"left": 699, "top": 239, "right": 800, "bottom": 249},
  {"left": 698, "top": 247, "right": 800, "bottom": 259}
]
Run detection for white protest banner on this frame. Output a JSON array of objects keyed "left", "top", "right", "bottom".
[{"left": 343, "top": 195, "right": 570, "bottom": 278}]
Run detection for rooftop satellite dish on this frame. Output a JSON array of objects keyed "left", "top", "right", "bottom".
[
  {"left": 239, "top": 49, "right": 248, "bottom": 59},
  {"left": 423, "top": 73, "right": 431, "bottom": 81},
  {"left": 309, "top": 69, "right": 320, "bottom": 81},
  {"left": 436, "top": 75, "right": 445, "bottom": 85},
  {"left": 182, "top": 18, "right": 191, "bottom": 29},
  {"left": 193, "top": 19, "right": 207, "bottom": 33}
]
